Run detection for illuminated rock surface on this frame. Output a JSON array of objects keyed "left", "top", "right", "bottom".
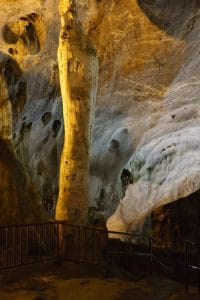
[
  {"left": 106, "top": 1, "right": 200, "bottom": 235},
  {"left": 0, "top": 0, "right": 200, "bottom": 234}
]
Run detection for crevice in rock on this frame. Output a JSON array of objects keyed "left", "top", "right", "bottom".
[
  {"left": 43, "top": 136, "right": 49, "bottom": 144},
  {"left": 0, "top": 52, "right": 27, "bottom": 120},
  {"left": 20, "top": 22, "right": 40, "bottom": 55},
  {"left": 52, "top": 120, "right": 61, "bottom": 137},
  {"left": 37, "top": 160, "right": 45, "bottom": 176}
]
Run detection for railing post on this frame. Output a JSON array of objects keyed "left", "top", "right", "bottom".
[
  {"left": 84, "top": 228, "right": 87, "bottom": 261},
  {"left": 78, "top": 226, "right": 81, "bottom": 261},
  {"left": 13, "top": 226, "right": 16, "bottom": 265},
  {"left": 185, "top": 241, "right": 188, "bottom": 294},
  {"left": 56, "top": 222, "right": 60, "bottom": 257},
  {"left": 5, "top": 227, "right": 8, "bottom": 267},
  {"left": 20, "top": 226, "right": 23, "bottom": 264},
  {"left": 51, "top": 223, "right": 54, "bottom": 254},
  {"left": 71, "top": 225, "right": 74, "bottom": 259},
  {"left": 105, "top": 230, "right": 110, "bottom": 277},
  {"left": 149, "top": 236, "right": 153, "bottom": 275},
  {"left": 33, "top": 224, "right": 35, "bottom": 258},
  {"left": 91, "top": 228, "right": 95, "bottom": 264},
  {"left": 39, "top": 225, "right": 42, "bottom": 259},
  {"left": 26, "top": 225, "right": 29, "bottom": 262},
  {"left": 44, "top": 223, "right": 47, "bottom": 254}
]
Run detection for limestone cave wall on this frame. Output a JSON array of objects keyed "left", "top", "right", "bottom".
[{"left": 0, "top": 0, "right": 200, "bottom": 243}]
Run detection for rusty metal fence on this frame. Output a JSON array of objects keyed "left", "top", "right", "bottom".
[
  {"left": 0, "top": 221, "right": 108, "bottom": 270},
  {"left": 0, "top": 221, "right": 172, "bottom": 272},
  {"left": 61, "top": 222, "right": 108, "bottom": 267},
  {"left": 0, "top": 222, "right": 59, "bottom": 269}
]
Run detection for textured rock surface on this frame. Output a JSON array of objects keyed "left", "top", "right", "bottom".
[
  {"left": 1, "top": 0, "right": 200, "bottom": 238},
  {"left": 14, "top": 97, "right": 63, "bottom": 214},
  {"left": 106, "top": 1, "right": 200, "bottom": 237},
  {"left": 0, "top": 140, "right": 46, "bottom": 224},
  {"left": 0, "top": 0, "right": 61, "bottom": 221},
  {"left": 55, "top": 0, "right": 98, "bottom": 223}
]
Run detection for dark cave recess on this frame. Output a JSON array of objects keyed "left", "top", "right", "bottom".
[{"left": 151, "top": 189, "right": 200, "bottom": 250}]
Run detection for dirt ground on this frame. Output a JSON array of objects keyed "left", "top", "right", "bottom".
[{"left": 0, "top": 260, "right": 199, "bottom": 300}]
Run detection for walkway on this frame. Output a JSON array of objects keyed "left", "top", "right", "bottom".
[{"left": 0, "top": 260, "right": 199, "bottom": 300}]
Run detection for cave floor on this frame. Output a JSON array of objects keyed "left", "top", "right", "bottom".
[{"left": 0, "top": 260, "right": 199, "bottom": 300}]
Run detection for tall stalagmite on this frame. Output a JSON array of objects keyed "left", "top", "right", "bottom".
[{"left": 56, "top": 0, "right": 98, "bottom": 224}]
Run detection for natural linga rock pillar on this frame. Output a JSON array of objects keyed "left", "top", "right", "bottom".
[{"left": 56, "top": 0, "right": 98, "bottom": 224}]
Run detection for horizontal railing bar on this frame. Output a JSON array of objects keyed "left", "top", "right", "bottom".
[
  {"left": 108, "top": 230, "right": 142, "bottom": 237},
  {"left": 186, "top": 240, "right": 198, "bottom": 247},
  {"left": 152, "top": 254, "right": 169, "bottom": 272},
  {"left": 0, "top": 220, "right": 61, "bottom": 229},
  {"left": 188, "top": 264, "right": 200, "bottom": 271},
  {"left": 0, "top": 221, "right": 145, "bottom": 238},
  {"left": 61, "top": 221, "right": 142, "bottom": 236},
  {"left": 107, "top": 251, "right": 150, "bottom": 257},
  {"left": 0, "top": 255, "right": 57, "bottom": 270}
]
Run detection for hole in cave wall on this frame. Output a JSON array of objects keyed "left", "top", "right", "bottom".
[
  {"left": 20, "top": 121, "right": 32, "bottom": 136},
  {"left": 121, "top": 168, "right": 133, "bottom": 196},
  {"left": 3, "top": 13, "right": 45, "bottom": 56},
  {"left": 151, "top": 189, "right": 200, "bottom": 250},
  {"left": 8, "top": 48, "right": 18, "bottom": 55},
  {"left": 2, "top": 25, "right": 19, "bottom": 44},
  {"left": 41, "top": 112, "right": 52, "bottom": 125},
  {"left": 109, "top": 139, "right": 120, "bottom": 152}
]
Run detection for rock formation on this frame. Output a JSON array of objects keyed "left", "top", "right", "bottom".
[
  {"left": 1, "top": 0, "right": 200, "bottom": 246},
  {"left": 55, "top": 0, "right": 98, "bottom": 223},
  {"left": 106, "top": 1, "right": 200, "bottom": 241}
]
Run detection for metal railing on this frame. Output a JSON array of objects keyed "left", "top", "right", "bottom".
[
  {"left": 0, "top": 221, "right": 60, "bottom": 269},
  {"left": 185, "top": 240, "right": 200, "bottom": 294},
  {"left": 1, "top": 221, "right": 200, "bottom": 295},
  {"left": 106, "top": 230, "right": 149, "bottom": 258},
  {"left": 105, "top": 230, "right": 150, "bottom": 276},
  {"left": 0, "top": 221, "right": 177, "bottom": 280},
  {"left": 150, "top": 236, "right": 171, "bottom": 274},
  {"left": 105, "top": 231, "right": 170, "bottom": 277},
  {"left": 61, "top": 222, "right": 108, "bottom": 267},
  {"left": 0, "top": 221, "right": 108, "bottom": 269}
]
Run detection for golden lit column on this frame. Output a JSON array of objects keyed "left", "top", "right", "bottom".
[{"left": 56, "top": 0, "right": 98, "bottom": 224}]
